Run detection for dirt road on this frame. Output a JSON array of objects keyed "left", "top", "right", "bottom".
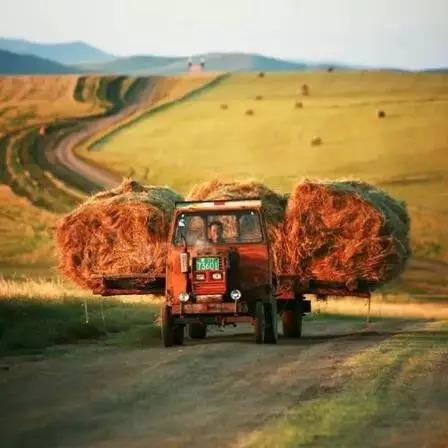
[{"left": 0, "top": 318, "right": 436, "bottom": 448}]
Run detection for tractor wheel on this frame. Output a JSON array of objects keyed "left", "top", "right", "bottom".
[
  {"left": 189, "top": 323, "right": 207, "bottom": 339},
  {"left": 174, "top": 325, "right": 185, "bottom": 345},
  {"left": 161, "top": 304, "right": 174, "bottom": 347},
  {"left": 254, "top": 301, "right": 265, "bottom": 344},
  {"left": 264, "top": 301, "right": 278, "bottom": 344},
  {"left": 281, "top": 301, "right": 303, "bottom": 338}
]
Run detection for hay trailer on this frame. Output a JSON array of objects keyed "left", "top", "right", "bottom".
[{"left": 93, "top": 198, "right": 372, "bottom": 346}]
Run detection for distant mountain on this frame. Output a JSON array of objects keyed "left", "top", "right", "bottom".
[
  {"left": 78, "top": 55, "right": 184, "bottom": 73},
  {"left": 0, "top": 49, "right": 76, "bottom": 74},
  {"left": 0, "top": 38, "right": 114, "bottom": 65},
  {"left": 77, "top": 52, "right": 309, "bottom": 74}
]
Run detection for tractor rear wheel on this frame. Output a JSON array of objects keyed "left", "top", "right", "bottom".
[
  {"left": 281, "top": 301, "right": 303, "bottom": 338},
  {"left": 264, "top": 301, "right": 278, "bottom": 344},
  {"left": 161, "top": 304, "right": 175, "bottom": 347},
  {"left": 254, "top": 301, "right": 265, "bottom": 344},
  {"left": 189, "top": 323, "right": 207, "bottom": 339}
]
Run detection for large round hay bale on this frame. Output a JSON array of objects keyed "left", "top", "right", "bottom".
[
  {"left": 273, "top": 180, "right": 410, "bottom": 286},
  {"left": 55, "top": 179, "right": 183, "bottom": 290},
  {"left": 186, "top": 179, "right": 287, "bottom": 225}
]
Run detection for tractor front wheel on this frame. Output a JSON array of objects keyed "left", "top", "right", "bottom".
[{"left": 189, "top": 323, "right": 207, "bottom": 339}]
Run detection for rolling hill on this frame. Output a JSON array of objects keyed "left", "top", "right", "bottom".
[
  {"left": 77, "top": 52, "right": 309, "bottom": 74},
  {"left": 0, "top": 49, "right": 76, "bottom": 74},
  {"left": 0, "top": 37, "right": 114, "bottom": 65}
]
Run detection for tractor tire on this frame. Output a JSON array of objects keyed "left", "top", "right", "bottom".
[
  {"left": 264, "top": 301, "right": 278, "bottom": 344},
  {"left": 281, "top": 301, "right": 303, "bottom": 338},
  {"left": 189, "top": 323, "right": 207, "bottom": 339},
  {"left": 161, "top": 304, "right": 174, "bottom": 347},
  {"left": 174, "top": 325, "right": 185, "bottom": 345},
  {"left": 254, "top": 301, "right": 265, "bottom": 344}
]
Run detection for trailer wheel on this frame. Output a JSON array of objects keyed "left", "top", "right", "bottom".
[
  {"left": 281, "top": 301, "right": 303, "bottom": 338},
  {"left": 189, "top": 323, "right": 207, "bottom": 339},
  {"left": 264, "top": 301, "right": 278, "bottom": 344},
  {"left": 161, "top": 304, "right": 174, "bottom": 347},
  {"left": 174, "top": 325, "right": 185, "bottom": 345},
  {"left": 254, "top": 301, "right": 265, "bottom": 344}
]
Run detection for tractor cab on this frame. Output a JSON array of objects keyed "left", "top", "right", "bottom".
[{"left": 162, "top": 198, "right": 278, "bottom": 346}]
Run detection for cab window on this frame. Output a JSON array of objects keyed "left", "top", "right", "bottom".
[{"left": 174, "top": 211, "right": 263, "bottom": 245}]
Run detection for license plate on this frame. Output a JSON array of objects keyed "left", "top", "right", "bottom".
[{"left": 195, "top": 257, "right": 220, "bottom": 271}]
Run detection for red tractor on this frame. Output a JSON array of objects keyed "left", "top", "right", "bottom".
[{"left": 94, "top": 198, "right": 372, "bottom": 346}]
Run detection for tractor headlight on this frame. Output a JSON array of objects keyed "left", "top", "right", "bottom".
[
  {"left": 212, "top": 272, "right": 223, "bottom": 280},
  {"left": 230, "top": 289, "right": 242, "bottom": 301},
  {"left": 179, "top": 292, "right": 190, "bottom": 303}
]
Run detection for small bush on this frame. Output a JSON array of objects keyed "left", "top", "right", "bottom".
[
  {"left": 301, "top": 84, "right": 309, "bottom": 96},
  {"left": 311, "top": 136, "right": 322, "bottom": 146},
  {"left": 377, "top": 110, "right": 386, "bottom": 118},
  {"left": 220, "top": 103, "right": 228, "bottom": 110},
  {"left": 258, "top": 72, "right": 265, "bottom": 78},
  {"left": 246, "top": 109, "right": 255, "bottom": 116},
  {"left": 255, "top": 95, "right": 263, "bottom": 101},
  {"left": 295, "top": 101, "right": 303, "bottom": 108}
]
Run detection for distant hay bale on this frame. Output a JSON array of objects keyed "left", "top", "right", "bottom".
[
  {"left": 301, "top": 84, "right": 309, "bottom": 96},
  {"left": 255, "top": 95, "right": 263, "bottom": 101},
  {"left": 272, "top": 180, "right": 410, "bottom": 286},
  {"left": 311, "top": 136, "right": 322, "bottom": 146},
  {"left": 246, "top": 109, "right": 255, "bottom": 116},
  {"left": 258, "top": 72, "right": 265, "bottom": 78},
  {"left": 187, "top": 179, "right": 287, "bottom": 226},
  {"left": 55, "top": 179, "right": 183, "bottom": 290},
  {"left": 220, "top": 103, "right": 228, "bottom": 110},
  {"left": 377, "top": 110, "right": 386, "bottom": 118},
  {"left": 295, "top": 101, "right": 303, "bottom": 108},
  {"left": 327, "top": 66, "right": 334, "bottom": 72}
]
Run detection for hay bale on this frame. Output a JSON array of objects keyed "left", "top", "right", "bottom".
[
  {"left": 255, "top": 95, "right": 263, "bottom": 101},
  {"left": 295, "top": 101, "right": 303, "bottom": 109},
  {"left": 258, "top": 72, "right": 265, "bottom": 78},
  {"left": 186, "top": 179, "right": 287, "bottom": 226},
  {"left": 377, "top": 110, "right": 386, "bottom": 118},
  {"left": 55, "top": 179, "right": 183, "bottom": 290},
  {"left": 272, "top": 180, "right": 410, "bottom": 286},
  {"left": 246, "top": 109, "right": 255, "bottom": 116},
  {"left": 220, "top": 103, "right": 228, "bottom": 110},
  {"left": 311, "top": 136, "right": 322, "bottom": 146}
]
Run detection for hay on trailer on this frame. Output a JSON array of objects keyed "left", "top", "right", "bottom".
[
  {"left": 272, "top": 180, "right": 410, "bottom": 287},
  {"left": 56, "top": 179, "right": 182, "bottom": 290},
  {"left": 186, "top": 179, "right": 287, "bottom": 226}
]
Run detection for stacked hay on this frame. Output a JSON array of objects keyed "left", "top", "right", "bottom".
[
  {"left": 56, "top": 179, "right": 182, "bottom": 289},
  {"left": 273, "top": 180, "right": 410, "bottom": 286},
  {"left": 187, "top": 179, "right": 287, "bottom": 226}
]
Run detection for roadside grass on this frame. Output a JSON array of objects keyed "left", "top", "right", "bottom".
[
  {"left": 240, "top": 319, "right": 448, "bottom": 448},
  {"left": 0, "top": 277, "right": 160, "bottom": 355}
]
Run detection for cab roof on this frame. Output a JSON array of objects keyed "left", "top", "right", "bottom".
[{"left": 175, "top": 198, "right": 262, "bottom": 211}]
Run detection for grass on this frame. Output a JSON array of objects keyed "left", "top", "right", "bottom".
[
  {"left": 79, "top": 71, "right": 448, "bottom": 272},
  {"left": 0, "top": 277, "right": 161, "bottom": 355},
  {"left": 239, "top": 319, "right": 448, "bottom": 448}
]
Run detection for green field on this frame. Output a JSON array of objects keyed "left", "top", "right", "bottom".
[{"left": 81, "top": 71, "right": 448, "bottom": 269}]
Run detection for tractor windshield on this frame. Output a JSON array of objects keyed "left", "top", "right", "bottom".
[{"left": 174, "top": 210, "right": 264, "bottom": 246}]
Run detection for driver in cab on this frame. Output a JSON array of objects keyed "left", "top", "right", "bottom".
[{"left": 208, "top": 221, "right": 225, "bottom": 244}]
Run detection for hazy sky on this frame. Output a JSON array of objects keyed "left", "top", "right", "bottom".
[{"left": 2, "top": 0, "right": 447, "bottom": 69}]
